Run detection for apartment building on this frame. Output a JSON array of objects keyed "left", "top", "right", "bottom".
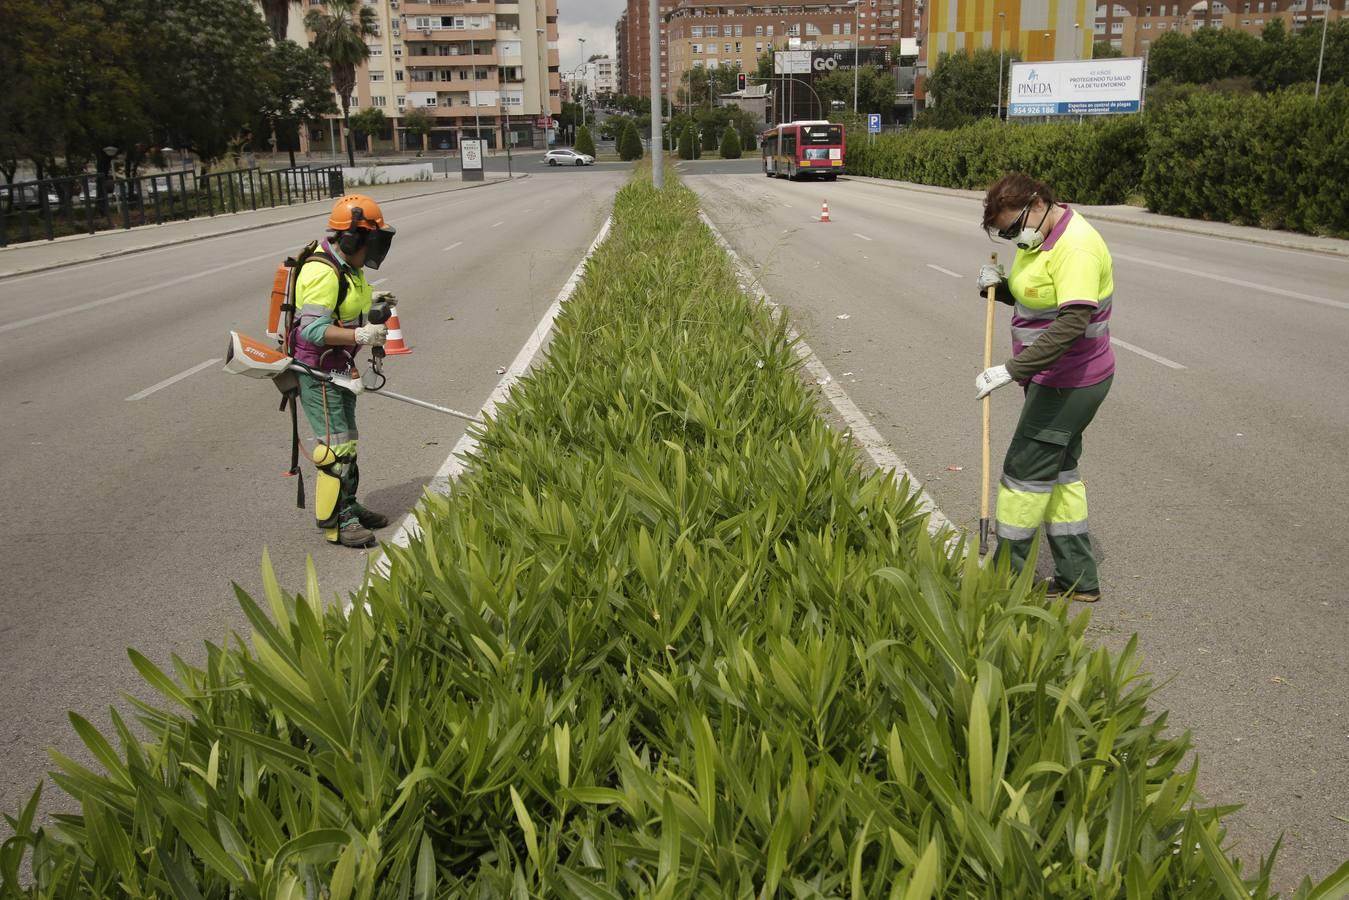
[
  {"left": 618, "top": 0, "right": 916, "bottom": 100},
  {"left": 266, "top": 0, "right": 561, "bottom": 152},
  {"left": 619, "top": 0, "right": 674, "bottom": 96},
  {"left": 1119, "top": 1, "right": 1345, "bottom": 55}
]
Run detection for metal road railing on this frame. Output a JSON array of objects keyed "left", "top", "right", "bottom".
[{"left": 0, "top": 164, "right": 345, "bottom": 247}]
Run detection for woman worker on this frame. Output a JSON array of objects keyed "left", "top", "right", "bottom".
[{"left": 974, "top": 174, "right": 1116, "bottom": 603}]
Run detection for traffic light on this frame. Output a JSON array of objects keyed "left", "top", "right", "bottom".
[{"left": 737, "top": 72, "right": 748, "bottom": 92}]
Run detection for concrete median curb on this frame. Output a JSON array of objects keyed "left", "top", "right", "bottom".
[
  {"left": 842, "top": 175, "right": 1349, "bottom": 259},
  {"left": 0, "top": 174, "right": 526, "bottom": 281}
]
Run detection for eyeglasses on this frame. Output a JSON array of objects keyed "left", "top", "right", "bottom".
[{"left": 989, "top": 201, "right": 1031, "bottom": 241}]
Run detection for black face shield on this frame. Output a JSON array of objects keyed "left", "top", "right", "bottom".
[{"left": 362, "top": 225, "right": 396, "bottom": 270}]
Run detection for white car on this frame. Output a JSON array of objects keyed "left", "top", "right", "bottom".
[{"left": 544, "top": 149, "right": 595, "bottom": 167}]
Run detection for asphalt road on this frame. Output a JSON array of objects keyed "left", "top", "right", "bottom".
[
  {"left": 0, "top": 164, "right": 627, "bottom": 826},
  {"left": 683, "top": 159, "right": 1349, "bottom": 891}
]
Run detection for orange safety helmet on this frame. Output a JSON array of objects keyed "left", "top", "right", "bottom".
[
  {"left": 327, "top": 194, "right": 397, "bottom": 269},
  {"left": 328, "top": 194, "right": 388, "bottom": 231}
]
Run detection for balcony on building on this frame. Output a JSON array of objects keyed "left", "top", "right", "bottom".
[
  {"left": 403, "top": 2, "right": 499, "bottom": 16},
  {"left": 405, "top": 41, "right": 500, "bottom": 66}
]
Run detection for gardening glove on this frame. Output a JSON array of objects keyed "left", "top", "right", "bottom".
[
  {"left": 975, "top": 365, "right": 1013, "bottom": 399},
  {"left": 977, "top": 263, "right": 1011, "bottom": 303},
  {"left": 354, "top": 323, "right": 388, "bottom": 346},
  {"left": 372, "top": 290, "right": 397, "bottom": 305}
]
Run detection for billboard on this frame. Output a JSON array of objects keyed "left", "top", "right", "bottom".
[
  {"left": 1008, "top": 58, "right": 1144, "bottom": 117},
  {"left": 774, "top": 50, "right": 812, "bottom": 74}
]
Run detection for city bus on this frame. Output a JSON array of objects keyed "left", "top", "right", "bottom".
[{"left": 761, "top": 121, "right": 846, "bottom": 181}]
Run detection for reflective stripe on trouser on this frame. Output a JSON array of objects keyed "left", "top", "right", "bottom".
[
  {"left": 995, "top": 376, "right": 1111, "bottom": 593},
  {"left": 297, "top": 373, "right": 360, "bottom": 528}
]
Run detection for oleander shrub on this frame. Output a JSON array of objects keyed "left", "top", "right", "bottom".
[
  {"left": 4, "top": 171, "right": 1348, "bottom": 898},
  {"left": 1142, "top": 86, "right": 1349, "bottom": 236},
  {"left": 846, "top": 86, "right": 1349, "bottom": 236}
]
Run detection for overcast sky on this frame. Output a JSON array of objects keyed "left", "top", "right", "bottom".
[{"left": 557, "top": 0, "right": 625, "bottom": 74}]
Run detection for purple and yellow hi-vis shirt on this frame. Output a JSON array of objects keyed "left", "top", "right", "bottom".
[{"left": 1007, "top": 207, "right": 1116, "bottom": 388}]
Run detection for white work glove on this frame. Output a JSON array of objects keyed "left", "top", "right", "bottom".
[
  {"left": 976, "top": 263, "right": 1006, "bottom": 290},
  {"left": 354, "top": 323, "right": 388, "bottom": 346},
  {"left": 372, "top": 290, "right": 397, "bottom": 305},
  {"left": 975, "top": 365, "right": 1013, "bottom": 399}
]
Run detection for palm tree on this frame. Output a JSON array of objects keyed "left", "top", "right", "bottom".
[
  {"left": 260, "top": 0, "right": 301, "bottom": 43},
  {"left": 305, "top": 0, "right": 379, "bottom": 166}
]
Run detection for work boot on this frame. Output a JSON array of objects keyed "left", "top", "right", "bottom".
[
  {"left": 352, "top": 503, "right": 390, "bottom": 530},
  {"left": 1047, "top": 585, "right": 1101, "bottom": 603},
  {"left": 336, "top": 521, "right": 378, "bottom": 548}
]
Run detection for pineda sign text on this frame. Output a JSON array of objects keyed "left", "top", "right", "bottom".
[{"left": 1009, "top": 58, "right": 1145, "bottom": 117}]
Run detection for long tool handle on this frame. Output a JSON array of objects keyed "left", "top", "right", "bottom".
[
  {"left": 980, "top": 252, "right": 998, "bottom": 556},
  {"left": 367, "top": 388, "right": 485, "bottom": 425}
]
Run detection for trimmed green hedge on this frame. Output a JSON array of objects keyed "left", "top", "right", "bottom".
[
  {"left": 847, "top": 86, "right": 1349, "bottom": 237},
  {"left": 4, "top": 171, "right": 1347, "bottom": 898}
]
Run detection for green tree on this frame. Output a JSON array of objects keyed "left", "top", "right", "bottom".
[
  {"left": 719, "top": 125, "right": 742, "bottom": 159},
  {"left": 1145, "top": 28, "right": 1263, "bottom": 85},
  {"left": 349, "top": 107, "right": 388, "bottom": 154},
  {"left": 305, "top": 0, "right": 379, "bottom": 166},
  {"left": 680, "top": 65, "right": 742, "bottom": 110},
  {"left": 815, "top": 66, "right": 896, "bottom": 120},
  {"left": 619, "top": 119, "right": 644, "bottom": 160},
  {"left": 402, "top": 107, "right": 434, "bottom": 153},
  {"left": 920, "top": 48, "right": 1018, "bottom": 128},
  {"left": 256, "top": 39, "right": 338, "bottom": 165},
  {"left": 1092, "top": 41, "right": 1124, "bottom": 59},
  {"left": 574, "top": 124, "right": 596, "bottom": 156}
]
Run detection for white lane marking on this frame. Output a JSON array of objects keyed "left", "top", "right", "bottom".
[
  {"left": 370, "top": 278, "right": 387, "bottom": 286},
  {"left": 125, "top": 358, "right": 222, "bottom": 401},
  {"left": 491, "top": 221, "right": 504, "bottom": 228},
  {"left": 853, "top": 232, "right": 873, "bottom": 241},
  {"left": 698, "top": 210, "right": 953, "bottom": 538},
  {"left": 358, "top": 215, "right": 616, "bottom": 601},
  {"left": 1113, "top": 252, "right": 1349, "bottom": 311},
  {"left": 442, "top": 241, "right": 463, "bottom": 252},
  {"left": 1110, "top": 338, "right": 1187, "bottom": 370},
  {"left": 783, "top": 204, "right": 795, "bottom": 209},
  {"left": 926, "top": 264, "right": 964, "bottom": 279},
  {"left": 0, "top": 249, "right": 280, "bottom": 335}
]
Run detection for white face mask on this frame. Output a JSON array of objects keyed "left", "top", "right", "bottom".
[{"left": 1014, "top": 203, "right": 1053, "bottom": 250}]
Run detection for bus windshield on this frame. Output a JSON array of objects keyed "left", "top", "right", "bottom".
[{"left": 799, "top": 124, "right": 844, "bottom": 145}]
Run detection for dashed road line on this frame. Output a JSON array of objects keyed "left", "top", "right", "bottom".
[
  {"left": 1111, "top": 338, "right": 1187, "bottom": 370},
  {"left": 926, "top": 264, "right": 964, "bottom": 279},
  {"left": 125, "top": 358, "right": 222, "bottom": 401}
]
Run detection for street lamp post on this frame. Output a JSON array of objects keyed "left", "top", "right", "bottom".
[
  {"left": 578, "top": 37, "right": 587, "bottom": 126},
  {"left": 536, "top": 27, "right": 549, "bottom": 147},
  {"left": 1315, "top": 12, "right": 1329, "bottom": 100},
  {"left": 849, "top": 0, "right": 861, "bottom": 113},
  {"left": 997, "top": 11, "right": 1006, "bottom": 122},
  {"left": 1074, "top": 23, "right": 1081, "bottom": 60}
]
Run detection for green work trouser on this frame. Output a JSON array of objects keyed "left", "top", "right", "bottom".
[
  {"left": 297, "top": 373, "right": 360, "bottom": 528},
  {"left": 994, "top": 376, "right": 1112, "bottom": 592}
]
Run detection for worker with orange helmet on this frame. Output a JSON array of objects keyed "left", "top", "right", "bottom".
[{"left": 291, "top": 194, "right": 398, "bottom": 548}]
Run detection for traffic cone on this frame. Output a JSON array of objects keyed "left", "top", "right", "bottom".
[
  {"left": 819, "top": 200, "right": 831, "bottom": 223},
  {"left": 383, "top": 307, "right": 412, "bottom": 355}
]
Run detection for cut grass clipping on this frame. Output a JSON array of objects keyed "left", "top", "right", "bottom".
[{"left": 4, "top": 171, "right": 1348, "bottom": 899}]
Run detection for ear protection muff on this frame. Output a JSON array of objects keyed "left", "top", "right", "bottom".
[{"left": 337, "top": 206, "right": 368, "bottom": 256}]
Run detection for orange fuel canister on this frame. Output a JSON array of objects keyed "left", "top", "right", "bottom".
[{"left": 266, "top": 263, "right": 290, "bottom": 339}]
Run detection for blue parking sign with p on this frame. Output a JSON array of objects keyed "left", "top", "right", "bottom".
[{"left": 867, "top": 114, "right": 881, "bottom": 133}]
